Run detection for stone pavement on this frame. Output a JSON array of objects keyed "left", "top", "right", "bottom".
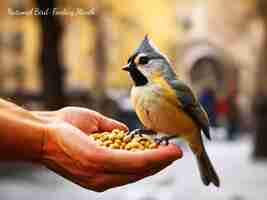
[{"left": 0, "top": 138, "right": 266, "bottom": 200}]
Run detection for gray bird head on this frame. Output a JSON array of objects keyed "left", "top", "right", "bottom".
[
  {"left": 122, "top": 35, "right": 176, "bottom": 86},
  {"left": 134, "top": 34, "right": 161, "bottom": 55}
]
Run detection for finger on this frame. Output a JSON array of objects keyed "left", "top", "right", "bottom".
[
  {"left": 44, "top": 150, "right": 171, "bottom": 192},
  {"left": 44, "top": 151, "right": 172, "bottom": 192},
  {"left": 90, "top": 173, "right": 143, "bottom": 191},
  {"left": 33, "top": 111, "right": 58, "bottom": 118},
  {"left": 97, "top": 115, "right": 128, "bottom": 132},
  {"left": 90, "top": 162, "right": 171, "bottom": 192},
  {"left": 95, "top": 144, "right": 182, "bottom": 174}
]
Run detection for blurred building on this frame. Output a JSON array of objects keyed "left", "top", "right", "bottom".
[
  {"left": 0, "top": 0, "right": 180, "bottom": 94},
  {"left": 176, "top": 0, "right": 263, "bottom": 131},
  {"left": 0, "top": 0, "right": 262, "bottom": 127}
]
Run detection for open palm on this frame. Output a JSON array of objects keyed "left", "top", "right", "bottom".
[{"left": 35, "top": 107, "right": 183, "bottom": 191}]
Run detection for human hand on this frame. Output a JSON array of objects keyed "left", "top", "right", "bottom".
[{"left": 38, "top": 107, "right": 183, "bottom": 192}]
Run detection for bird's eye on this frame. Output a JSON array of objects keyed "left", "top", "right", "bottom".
[{"left": 139, "top": 56, "right": 149, "bottom": 65}]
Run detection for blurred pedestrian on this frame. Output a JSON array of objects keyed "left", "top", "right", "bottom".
[
  {"left": 226, "top": 94, "right": 240, "bottom": 140},
  {"left": 199, "top": 87, "right": 217, "bottom": 127}
]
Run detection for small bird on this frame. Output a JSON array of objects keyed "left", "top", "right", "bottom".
[{"left": 122, "top": 35, "right": 220, "bottom": 187}]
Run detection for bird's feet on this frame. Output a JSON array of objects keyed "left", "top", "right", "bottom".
[
  {"left": 128, "top": 128, "right": 156, "bottom": 139},
  {"left": 154, "top": 135, "right": 177, "bottom": 145}
]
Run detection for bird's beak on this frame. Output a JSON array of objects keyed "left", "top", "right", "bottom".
[{"left": 122, "top": 64, "right": 130, "bottom": 71}]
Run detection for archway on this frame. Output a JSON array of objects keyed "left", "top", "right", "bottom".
[{"left": 182, "top": 42, "right": 241, "bottom": 135}]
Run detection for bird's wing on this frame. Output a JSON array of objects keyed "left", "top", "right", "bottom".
[{"left": 169, "top": 79, "right": 211, "bottom": 140}]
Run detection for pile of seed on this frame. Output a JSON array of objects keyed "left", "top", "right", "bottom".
[{"left": 89, "top": 129, "right": 158, "bottom": 151}]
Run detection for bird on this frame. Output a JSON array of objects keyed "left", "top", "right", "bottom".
[{"left": 122, "top": 35, "right": 220, "bottom": 187}]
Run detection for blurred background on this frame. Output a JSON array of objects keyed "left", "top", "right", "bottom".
[{"left": 0, "top": 0, "right": 267, "bottom": 199}]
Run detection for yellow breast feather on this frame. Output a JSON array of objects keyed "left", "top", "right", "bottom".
[{"left": 151, "top": 76, "right": 182, "bottom": 108}]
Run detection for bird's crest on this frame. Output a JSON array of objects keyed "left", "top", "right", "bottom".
[{"left": 135, "top": 34, "right": 161, "bottom": 54}]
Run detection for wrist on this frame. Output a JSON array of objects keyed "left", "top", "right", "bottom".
[
  {"left": 0, "top": 110, "right": 48, "bottom": 162},
  {"left": 20, "top": 112, "right": 49, "bottom": 161},
  {"left": 20, "top": 122, "right": 46, "bottom": 162}
]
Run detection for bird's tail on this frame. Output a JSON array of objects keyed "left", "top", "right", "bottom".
[{"left": 196, "top": 147, "right": 220, "bottom": 187}]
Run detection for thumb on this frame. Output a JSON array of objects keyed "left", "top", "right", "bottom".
[{"left": 97, "top": 115, "right": 128, "bottom": 132}]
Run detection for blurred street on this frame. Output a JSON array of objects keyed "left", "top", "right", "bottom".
[
  {"left": 0, "top": 136, "right": 266, "bottom": 200},
  {"left": 1, "top": 0, "right": 267, "bottom": 199}
]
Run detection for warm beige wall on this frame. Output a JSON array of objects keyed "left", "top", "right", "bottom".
[
  {"left": 0, "top": 0, "right": 180, "bottom": 91},
  {"left": 176, "top": 0, "right": 264, "bottom": 99},
  {"left": 0, "top": 0, "right": 261, "bottom": 99},
  {"left": 0, "top": 0, "right": 40, "bottom": 91}
]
